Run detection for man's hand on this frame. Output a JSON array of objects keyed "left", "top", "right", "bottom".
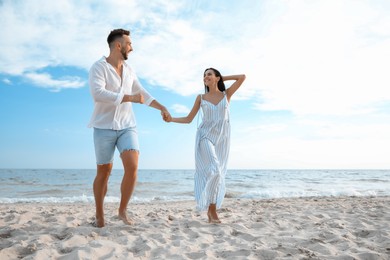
[
  {"left": 132, "top": 93, "right": 144, "bottom": 104},
  {"left": 161, "top": 109, "right": 171, "bottom": 122}
]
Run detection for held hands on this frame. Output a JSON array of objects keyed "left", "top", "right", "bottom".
[{"left": 161, "top": 109, "right": 172, "bottom": 122}]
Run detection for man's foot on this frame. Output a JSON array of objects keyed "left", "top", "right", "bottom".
[
  {"left": 118, "top": 211, "right": 134, "bottom": 225},
  {"left": 92, "top": 217, "right": 105, "bottom": 228}
]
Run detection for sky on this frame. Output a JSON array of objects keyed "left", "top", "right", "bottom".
[{"left": 0, "top": 0, "right": 389, "bottom": 170}]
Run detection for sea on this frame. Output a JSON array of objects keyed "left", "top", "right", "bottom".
[{"left": 0, "top": 169, "right": 389, "bottom": 204}]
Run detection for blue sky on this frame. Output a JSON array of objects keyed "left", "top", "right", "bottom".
[{"left": 1, "top": 0, "right": 389, "bottom": 169}]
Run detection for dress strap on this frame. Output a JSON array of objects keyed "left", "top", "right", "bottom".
[
  {"left": 223, "top": 91, "right": 229, "bottom": 106},
  {"left": 197, "top": 94, "right": 203, "bottom": 128}
]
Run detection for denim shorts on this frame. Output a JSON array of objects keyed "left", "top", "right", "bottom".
[{"left": 93, "top": 127, "right": 139, "bottom": 165}]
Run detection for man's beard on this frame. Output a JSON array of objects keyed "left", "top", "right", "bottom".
[{"left": 121, "top": 48, "right": 128, "bottom": 60}]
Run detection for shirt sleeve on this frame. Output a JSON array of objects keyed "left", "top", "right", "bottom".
[
  {"left": 131, "top": 71, "right": 155, "bottom": 106},
  {"left": 89, "top": 63, "right": 124, "bottom": 106}
]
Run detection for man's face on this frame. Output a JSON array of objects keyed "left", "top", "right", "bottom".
[{"left": 120, "top": 35, "right": 133, "bottom": 60}]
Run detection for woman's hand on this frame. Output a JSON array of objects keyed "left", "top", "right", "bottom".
[{"left": 161, "top": 109, "right": 172, "bottom": 122}]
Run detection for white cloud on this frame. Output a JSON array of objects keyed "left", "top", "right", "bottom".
[
  {"left": 133, "top": 0, "right": 390, "bottom": 118},
  {"left": 241, "top": 124, "right": 287, "bottom": 133},
  {"left": 171, "top": 104, "right": 190, "bottom": 114},
  {"left": 0, "top": 0, "right": 151, "bottom": 89},
  {"left": 231, "top": 119, "right": 390, "bottom": 169},
  {"left": 24, "top": 72, "right": 85, "bottom": 92},
  {"left": 2, "top": 0, "right": 389, "bottom": 112},
  {"left": 2, "top": 78, "right": 12, "bottom": 85},
  {"left": 249, "top": 1, "right": 390, "bottom": 116}
]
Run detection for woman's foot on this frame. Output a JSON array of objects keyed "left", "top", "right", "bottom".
[{"left": 207, "top": 211, "right": 221, "bottom": 224}]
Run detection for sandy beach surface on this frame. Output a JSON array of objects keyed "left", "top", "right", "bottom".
[{"left": 1, "top": 196, "right": 389, "bottom": 259}]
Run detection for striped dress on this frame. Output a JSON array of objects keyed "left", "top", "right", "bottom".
[{"left": 194, "top": 92, "right": 230, "bottom": 211}]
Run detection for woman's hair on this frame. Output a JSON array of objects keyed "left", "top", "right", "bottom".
[{"left": 204, "top": 68, "right": 225, "bottom": 93}]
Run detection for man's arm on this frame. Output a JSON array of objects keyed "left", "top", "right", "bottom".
[
  {"left": 89, "top": 63, "right": 124, "bottom": 105},
  {"left": 149, "top": 100, "right": 171, "bottom": 121},
  {"left": 121, "top": 94, "right": 144, "bottom": 104}
]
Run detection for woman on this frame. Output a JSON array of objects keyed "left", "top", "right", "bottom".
[{"left": 166, "top": 68, "right": 245, "bottom": 223}]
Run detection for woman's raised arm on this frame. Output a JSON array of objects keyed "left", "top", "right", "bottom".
[{"left": 224, "top": 74, "right": 246, "bottom": 101}]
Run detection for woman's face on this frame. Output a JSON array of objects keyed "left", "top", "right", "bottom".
[{"left": 203, "top": 69, "right": 219, "bottom": 87}]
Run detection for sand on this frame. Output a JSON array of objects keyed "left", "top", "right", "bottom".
[{"left": 1, "top": 196, "right": 389, "bottom": 259}]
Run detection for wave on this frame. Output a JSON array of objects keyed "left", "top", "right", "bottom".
[
  {"left": 0, "top": 190, "right": 382, "bottom": 204},
  {"left": 1, "top": 169, "right": 389, "bottom": 204}
]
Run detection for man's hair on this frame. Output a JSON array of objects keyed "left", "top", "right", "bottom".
[{"left": 107, "top": 29, "right": 130, "bottom": 47}]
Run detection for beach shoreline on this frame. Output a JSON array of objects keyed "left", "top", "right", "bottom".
[{"left": 1, "top": 196, "right": 389, "bottom": 259}]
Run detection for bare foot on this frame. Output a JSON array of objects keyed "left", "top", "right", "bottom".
[
  {"left": 207, "top": 212, "right": 221, "bottom": 224},
  {"left": 94, "top": 217, "right": 105, "bottom": 228},
  {"left": 118, "top": 212, "right": 134, "bottom": 225}
]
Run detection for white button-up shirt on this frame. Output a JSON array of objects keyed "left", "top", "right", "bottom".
[{"left": 88, "top": 56, "right": 154, "bottom": 130}]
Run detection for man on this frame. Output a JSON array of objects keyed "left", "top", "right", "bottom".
[{"left": 88, "top": 29, "right": 170, "bottom": 227}]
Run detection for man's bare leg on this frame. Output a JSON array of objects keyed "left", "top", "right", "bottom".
[
  {"left": 118, "top": 150, "right": 138, "bottom": 225},
  {"left": 93, "top": 163, "right": 112, "bottom": 227}
]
